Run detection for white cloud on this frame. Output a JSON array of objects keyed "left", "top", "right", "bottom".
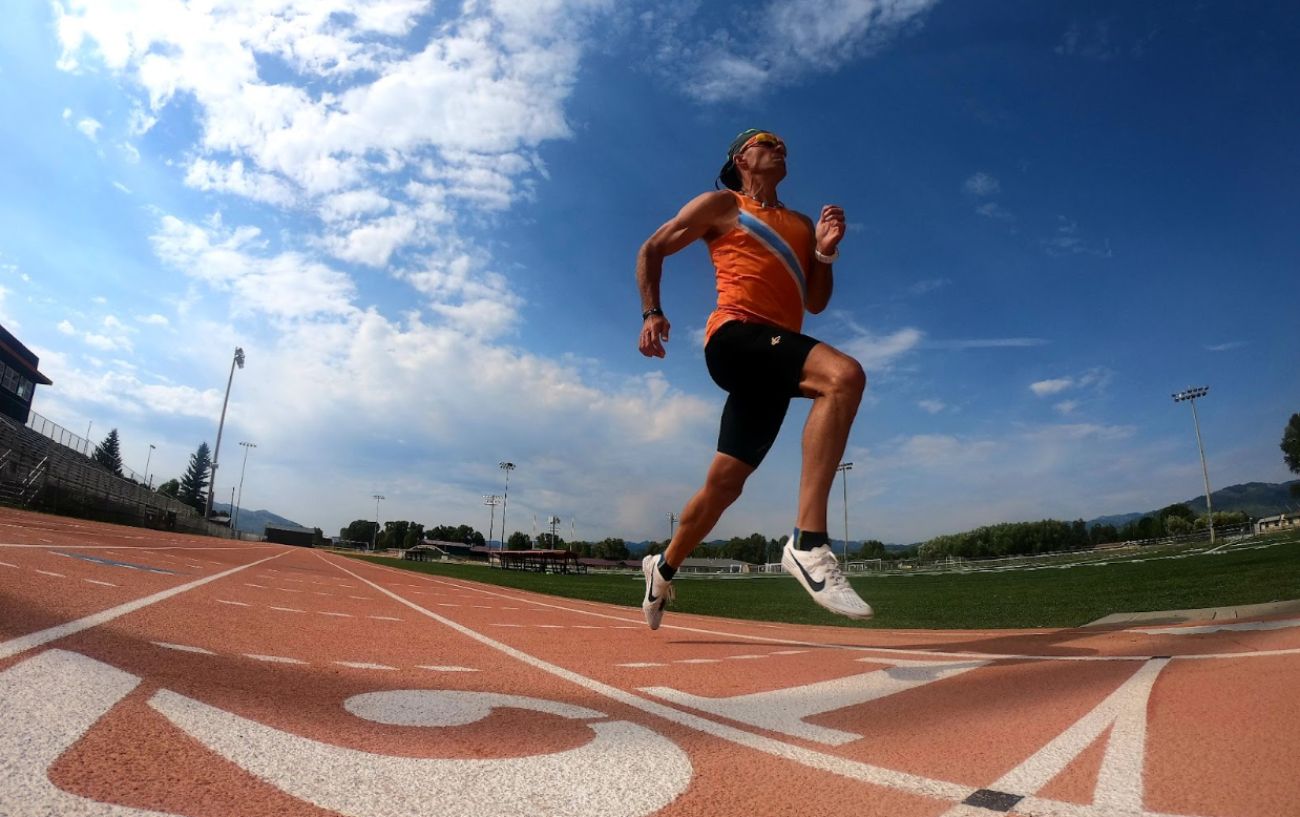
[
  {"left": 1205, "top": 341, "right": 1246, "bottom": 352},
  {"left": 1030, "top": 377, "right": 1074, "bottom": 396},
  {"left": 136, "top": 313, "right": 170, "bottom": 326},
  {"left": 76, "top": 117, "right": 103, "bottom": 140},
  {"left": 918, "top": 399, "right": 945, "bottom": 414},
  {"left": 57, "top": 320, "right": 76, "bottom": 335},
  {"left": 841, "top": 326, "right": 923, "bottom": 371},
  {"left": 1054, "top": 399, "right": 1079, "bottom": 415},
  {"left": 963, "top": 172, "right": 999, "bottom": 196},
  {"left": 113, "top": 181, "right": 132, "bottom": 194},
  {"left": 645, "top": 0, "right": 939, "bottom": 103},
  {"left": 1042, "top": 215, "right": 1112, "bottom": 258},
  {"left": 975, "top": 201, "right": 1015, "bottom": 221},
  {"left": 907, "top": 277, "right": 950, "bottom": 296}
]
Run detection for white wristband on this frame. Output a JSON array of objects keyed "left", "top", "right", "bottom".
[{"left": 814, "top": 247, "right": 839, "bottom": 264}]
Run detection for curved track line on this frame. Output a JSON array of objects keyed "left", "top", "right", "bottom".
[
  {"left": 0, "top": 551, "right": 286, "bottom": 660},
  {"left": 319, "top": 553, "right": 1197, "bottom": 817}
]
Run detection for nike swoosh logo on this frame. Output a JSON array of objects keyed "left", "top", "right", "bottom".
[
  {"left": 647, "top": 560, "right": 661, "bottom": 603},
  {"left": 647, "top": 587, "right": 659, "bottom": 603},
  {"left": 791, "top": 554, "right": 825, "bottom": 592}
]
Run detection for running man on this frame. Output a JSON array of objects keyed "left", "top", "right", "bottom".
[{"left": 636, "top": 128, "right": 874, "bottom": 629}]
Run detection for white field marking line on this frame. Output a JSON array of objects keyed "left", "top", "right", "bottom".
[
  {"left": 1130, "top": 617, "right": 1300, "bottom": 636},
  {"left": 326, "top": 553, "right": 1300, "bottom": 664},
  {"left": 326, "top": 555, "right": 1206, "bottom": 817},
  {"left": 217, "top": 599, "right": 251, "bottom": 607},
  {"left": 84, "top": 578, "right": 118, "bottom": 587},
  {"left": 269, "top": 606, "right": 306, "bottom": 613},
  {"left": 318, "top": 554, "right": 978, "bottom": 805},
  {"left": 318, "top": 611, "right": 352, "bottom": 618},
  {"left": 244, "top": 653, "right": 307, "bottom": 664},
  {"left": 0, "top": 560, "right": 16, "bottom": 567},
  {"left": 418, "top": 665, "right": 478, "bottom": 672},
  {"left": 617, "top": 662, "right": 667, "bottom": 668},
  {"left": 368, "top": 615, "right": 402, "bottom": 621},
  {"left": 0, "top": 552, "right": 285, "bottom": 661},
  {"left": 153, "top": 641, "right": 216, "bottom": 655},
  {"left": 34, "top": 570, "right": 65, "bottom": 577},
  {"left": 335, "top": 661, "right": 397, "bottom": 671}
]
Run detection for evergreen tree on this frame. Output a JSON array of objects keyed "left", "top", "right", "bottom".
[
  {"left": 1282, "top": 413, "right": 1300, "bottom": 496},
  {"left": 178, "top": 442, "right": 212, "bottom": 512},
  {"left": 92, "top": 429, "right": 124, "bottom": 477},
  {"left": 157, "top": 478, "right": 180, "bottom": 498},
  {"left": 507, "top": 531, "right": 530, "bottom": 550}
]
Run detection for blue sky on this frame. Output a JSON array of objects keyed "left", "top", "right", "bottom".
[{"left": 1, "top": 1, "right": 1296, "bottom": 545}]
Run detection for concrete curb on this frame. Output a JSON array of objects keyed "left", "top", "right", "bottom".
[{"left": 1085, "top": 598, "right": 1300, "bottom": 627}]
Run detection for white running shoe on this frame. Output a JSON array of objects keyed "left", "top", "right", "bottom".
[
  {"left": 781, "top": 537, "right": 874, "bottom": 620},
  {"left": 642, "top": 554, "right": 676, "bottom": 630}
]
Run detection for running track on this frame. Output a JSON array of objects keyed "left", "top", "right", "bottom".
[{"left": 1, "top": 508, "right": 1296, "bottom": 817}]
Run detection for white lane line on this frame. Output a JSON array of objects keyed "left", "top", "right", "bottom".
[
  {"left": 368, "top": 615, "right": 402, "bottom": 621},
  {"left": 418, "top": 665, "right": 478, "bottom": 673},
  {"left": 244, "top": 653, "right": 307, "bottom": 664},
  {"left": 726, "top": 654, "right": 766, "bottom": 660},
  {"left": 34, "top": 570, "right": 64, "bottom": 577},
  {"left": 349, "top": 596, "right": 370, "bottom": 601},
  {"left": 84, "top": 579, "right": 119, "bottom": 587},
  {"left": 617, "top": 663, "right": 666, "bottom": 668},
  {"left": 1131, "top": 617, "right": 1300, "bottom": 635},
  {"left": 335, "top": 661, "right": 397, "bottom": 671},
  {"left": 676, "top": 658, "right": 722, "bottom": 664},
  {"left": 320, "top": 555, "right": 977, "bottom": 806},
  {"left": 153, "top": 641, "right": 216, "bottom": 655},
  {"left": 280, "top": 588, "right": 304, "bottom": 593},
  {"left": 0, "top": 552, "right": 284, "bottom": 661},
  {"left": 217, "top": 599, "right": 251, "bottom": 607},
  {"left": 245, "top": 583, "right": 267, "bottom": 588},
  {"left": 490, "top": 623, "right": 523, "bottom": 628},
  {"left": 269, "top": 606, "right": 305, "bottom": 613},
  {"left": 319, "top": 611, "right": 353, "bottom": 618},
  {"left": 0, "top": 560, "right": 17, "bottom": 567}
]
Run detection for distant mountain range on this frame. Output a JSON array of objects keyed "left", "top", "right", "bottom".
[
  {"left": 1087, "top": 480, "right": 1300, "bottom": 529},
  {"left": 211, "top": 502, "right": 309, "bottom": 536}
]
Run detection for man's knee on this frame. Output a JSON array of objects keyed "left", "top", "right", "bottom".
[
  {"left": 818, "top": 352, "right": 866, "bottom": 399},
  {"left": 706, "top": 458, "right": 751, "bottom": 503}
]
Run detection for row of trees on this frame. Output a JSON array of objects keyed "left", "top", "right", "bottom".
[{"left": 917, "top": 504, "right": 1252, "bottom": 561}]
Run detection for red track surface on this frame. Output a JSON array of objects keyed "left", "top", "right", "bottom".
[{"left": 2, "top": 507, "right": 1296, "bottom": 817}]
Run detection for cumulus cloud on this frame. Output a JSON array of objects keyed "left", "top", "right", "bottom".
[
  {"left": 76, "top": 117, "right": 102, "bottom": 140},
  {"left": 1031, "top": 377, "right": 1074, "bottom": 396},
  {"left": 963, "top": 172, "right": 999, "bottom": 196},
  {"left": 918, "top": 399, "right": 946, "bottom": 414},
  {"left": 642, "top": 0, "right": 939, "bottom": 103}
]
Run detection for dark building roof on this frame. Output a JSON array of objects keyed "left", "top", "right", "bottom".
[{"left": 0, "top": 324, "right": 53, "bottom": 385}]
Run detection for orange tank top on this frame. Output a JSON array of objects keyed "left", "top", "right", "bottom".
[{"left": 704, "top": 192, "right": 813, "bottom": 342}]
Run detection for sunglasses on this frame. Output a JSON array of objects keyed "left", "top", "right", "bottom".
[{"left": 740, "top": 132, "right": 786, "bottom": 154}]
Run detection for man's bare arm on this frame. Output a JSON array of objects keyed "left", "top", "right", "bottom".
[
  {"left": 804, "top": 204, "right": 845, "bottom": 314},
  {"left": 637, "top": 190, "right": 736, "bottom": 358}
]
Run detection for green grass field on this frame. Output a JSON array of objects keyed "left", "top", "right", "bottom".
[{"left": 350, "top": 532, "right": 1300, "bottom": 630}]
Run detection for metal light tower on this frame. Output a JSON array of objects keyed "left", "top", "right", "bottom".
[
  {"left": 836, "top": 461, "right": 854, "bottom": 566},
  {"left": 1173, "top": 386, "right": 1215, "bottom": 544},
  {"left": 144, "top": 443, "right": 155, "bottom": 489},
  {"left": 498, "top": 461, "right": 515, "bottom": 547},
  {"left": 205, "top": 346, "right": 245, "bottom": 519},
  {"left": 483, "top": 495, "right": 501, "bottom": 548},
  {"left": 232, "top": 441, "right": 256, "bottom": 534},
  {"left": 667, "top": 511, "right": 678, "bottom": 543},
  {"left": 372, "top": 493, "right": 385, "bottom": 551}
]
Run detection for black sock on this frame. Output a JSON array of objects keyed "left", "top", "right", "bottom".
[
  {"left": 795, "top": 529, "right": 830, "bottom": 551},
  {"left": 657, "top": 556, "right": 677, "bottom": 581}
]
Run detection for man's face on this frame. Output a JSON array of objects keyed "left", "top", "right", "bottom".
[{"left": 737, "top": 132, "right": 787, "bottom": 180}]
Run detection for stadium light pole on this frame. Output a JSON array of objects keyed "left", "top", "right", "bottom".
[
  {"left": 836, "top": 461, "right": 854, "bottom": 566},
  {"left": 372, "top": 494, "right": 385, "bottom": 551},
  {"left": 667, "top": 511, "right": 678, "bottom": 543},
  {"left": 232, "top": 441, "right": 256, "bottom": 535},
  {"left": 144, "top": 443, "right": 155, "bottom": 489},
  {"left": 205, "top": 346, "right": 245, "bottom": 520},
  {"left": 498, "top": 461, "right": 515, "bottom": 548},
  {"left": 1173, "top": 386, "right": 1215, "bottom": 544},
  {"left": 483, "top": 495, "right": 501, "bottom": 549}
]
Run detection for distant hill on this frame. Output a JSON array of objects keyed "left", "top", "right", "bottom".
[
  {"left": 1088, "top": 480, "right": 1300, "bottom": 528},
  {"left": 212, "top": 503, "right": 310, "bottom": 536}
]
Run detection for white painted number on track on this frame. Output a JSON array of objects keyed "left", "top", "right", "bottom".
[{"left": 0, "top": 650, "right": 692, "bottom": 817}]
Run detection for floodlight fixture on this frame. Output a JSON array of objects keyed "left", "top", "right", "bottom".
[
  {"left": 836, "top": 462, "right": 854, "bottom": 566},
  {"left": 206, "top": 346, "right": 247, "bottom": 521},
  {"left": 372, "top": 493, "right": 385, "bottom": 550},
  {"left": 483, "top": 494, "right": 502, "bottom": 548},
  {"left": 233, "top": 442, "right": 256, "bottom": 534},
  {"left": 499, "top": 462, "right": 516, "bottom": 548},
  {"left": 1171, "top": 386, "right": 1214, "bottom": 544}
]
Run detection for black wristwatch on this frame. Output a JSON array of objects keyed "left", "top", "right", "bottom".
[{"left": 642, "top": 306, "right": 664, "bottom": 320}]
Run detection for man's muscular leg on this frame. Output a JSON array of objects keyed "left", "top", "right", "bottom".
[
  {"left": 663, "top": 452, "right": 754, "bottom": 567},
  {"left": 795, "top": 344, "right": 866, "bottom": 532}
]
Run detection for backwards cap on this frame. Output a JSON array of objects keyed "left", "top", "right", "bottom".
[{"left": 716, "top": 128, "right": 769, "bottom": 191}]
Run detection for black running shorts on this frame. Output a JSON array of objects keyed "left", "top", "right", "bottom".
[{"left": 704, "top": 320, "right": 820, "bottom": 468}]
